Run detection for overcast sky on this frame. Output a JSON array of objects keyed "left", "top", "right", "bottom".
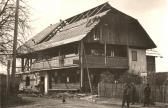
[{"left": 27, "top": 0, "right": 168, "bottom": 72}]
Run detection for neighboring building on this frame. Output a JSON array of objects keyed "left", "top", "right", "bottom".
[
  {"left": 146, "top": 49, "right": 161, "bottom": 74},
  {"left": 17, "top": 3, "right": 156, "bottom": 94},
  {"left": 141, "top": 49, "right": 160, "bottom": 84}
]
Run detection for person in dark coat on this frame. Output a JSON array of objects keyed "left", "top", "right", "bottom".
[
  {"left": 143, "top": 83, "right": 151, "bottom": 107},
  {"left": 131, "top": 82, "right": 136, "bottom": 104},
  {"left": 38, "top": 81, "right": 44, "bottom": 95},
  {"left": 122, "top": 83, "right": 132, "bottom": 108}
]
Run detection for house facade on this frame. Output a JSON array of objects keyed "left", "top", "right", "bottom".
[{"left": 17, "top": 3, "right": 156, "bottom": 94}]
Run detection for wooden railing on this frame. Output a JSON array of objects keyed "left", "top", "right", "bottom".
[
  {"left": 50, "top": 83, "right": 80, "bottom": 90},
  {"left": 23, "top": 54, "right": 128, "bottom": 71},
  {"left": 84, "top": 55, "right": 128, "bottom": 69},
  {"left": 31, "top": 54, "right": 79, "bottom": 71}
]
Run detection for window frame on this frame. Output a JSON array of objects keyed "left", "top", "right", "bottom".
[
  {"left": 132, "top": 50, "right": 137, "bottom": 61},
  {"left": 93, "top": 26, "right": 100, "bottom": 41}
]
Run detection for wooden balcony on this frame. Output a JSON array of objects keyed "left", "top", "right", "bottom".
[
  {"left": 31, "top": 54, "right": 79, "bottom": 71},
  {"left": 84, "top": 55, "right": 128, "bottom": 69}
]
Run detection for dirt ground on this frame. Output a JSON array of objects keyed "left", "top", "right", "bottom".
[
  {"left": 8, "top": 96, "right": 167, "bottom": 108},
  {"left": 8, "top": 96, "right": 120, "bottom": 108}
]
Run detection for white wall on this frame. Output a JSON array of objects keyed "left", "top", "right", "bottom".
[
  {"left": 0, "top": 64, "right": 6, "bottom": 74},
  {"left": 128, "top": 48, "right": 147, "bottom": 75}
]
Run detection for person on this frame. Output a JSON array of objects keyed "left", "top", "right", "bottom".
[
  {"left": 38, "top": 81, "right": 44, "bottom": 95},
  {"left": 131, "top": 82, "right": 136, "bottom": 105},
  {"left": 62, "top": 95, "right": 66, "bottom": 103},
  {"left": 143, "top": 83, "right": 151, "bottom": 107},
  {"left": 122, "top": 83, "right": 132, "bottom": 108}
]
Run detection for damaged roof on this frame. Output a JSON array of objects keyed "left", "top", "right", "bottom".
[
  {"left": 18, "top": 10, "right": 109, "bottom": 54},
  {"left": 18, "top": 2, "right": 156, "bottom": 55}
]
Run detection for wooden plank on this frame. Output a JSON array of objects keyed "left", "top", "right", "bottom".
[
  {"left": 84, "top": 55, "right": 128, "bottom": 68},
  {"left": 31, "top": 55, "right": 79, "bottom": 71},
  {"left": 80, "top": 40, "right": 84, "bottom": 88}
]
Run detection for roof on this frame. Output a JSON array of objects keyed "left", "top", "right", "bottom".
[
  {"left": 146, "top": 49, "right": 162, "bottom": 57},
  {"left": 18, "top": 2, "right": 156, "bottom": 55},
  {"left": 18, "top": 10, "right": 110, "bottom": 54},
  {"left": 25, "top": 24, "right": 60, "bottom": 46}
]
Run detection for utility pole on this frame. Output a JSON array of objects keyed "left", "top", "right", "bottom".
[
  {"left": 11, "top": 0, "right": 19, "bottom": 94},
  {"left": 6, "top": 59, "right": 11, "bottom": 106}
]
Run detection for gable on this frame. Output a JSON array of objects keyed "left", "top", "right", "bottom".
[{"left": 95, "top": 11, "right": 156, "bottom": 49}]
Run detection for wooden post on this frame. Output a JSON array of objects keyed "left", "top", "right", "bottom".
[
  {"left": 98, "top": 83, "right": 100, "bottom": 97},
  {"left": 30, "top": 59, "right": 32, "bottom": 70},
  {"left": 83, "top": 44, "right": 93, "bottom": 94},
  {"left": 27, "top": 58, "right": 29, "bottom": 71},
  {"left": 126, "top": 23, "right": 130, "bottom": 68},
  {"left": 104, "top": 24, "right": 108, "bottom": 66},
  {"left": 6, "top": 60, "right": 11, "bottom": 107},
  {"left": 44, "top": 72, "right": 48, "bottom": 94},
  {"left": 21, "top": 58, "right": 24, "bottom": 72},
  {"left": 58, "top": 50, "right": 61, "bottom": 67},
  {"left": 104, "top": 42, "right": 107, "bottom": 66},
  {"left": 80, "top": 40, "right": 84, "bottom": 89}
]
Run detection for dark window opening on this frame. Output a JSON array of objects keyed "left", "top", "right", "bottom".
[
  {"left": 85, "top": 44, "right": 104, "bottom": 56},
  {"left": 93, "top": 26, "right": 100, "bottom": 40},
  {"left": 50, "top": 70, "right": 80, "bottom": 84},
  {"left": 107, "top": 45, "right": 127, "bottom": 57},
  {"left": 25, "top": 76, "right": 30, "bottom": 86}
]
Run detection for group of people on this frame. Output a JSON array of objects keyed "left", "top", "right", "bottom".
[{"left": 122, "top": 83, "right": 151, "bottom": 108}]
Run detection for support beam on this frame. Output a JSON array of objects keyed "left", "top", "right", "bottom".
[
  {"left": 80, "top": 40, "right": 84, "bottom": 89},
  {"left": 104, "top": 42, "right": 107, "bottom": 66},
  {"left": 27, "top": 58, "right": 29, "bottom": 71},
  {"left": 21, "top": 58, "right": 24, "bottom": 72},
  {"left": 83, "top": 45, "right": 93, "bottom": 94},
  {"left": 44, "top": 72, "right": 48, "bottom": 94}
]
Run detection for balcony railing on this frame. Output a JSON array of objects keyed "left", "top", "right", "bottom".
[
  {"left": 84, "top": 55, "right": 128, "bottom": 69},
  {"left": 31, "top": 54, "right": 79, "bottom": 71}
]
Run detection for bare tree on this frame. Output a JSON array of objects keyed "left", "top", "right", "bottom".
[{"left": 0, "top": 0, "right": 30, "bottom": 65}]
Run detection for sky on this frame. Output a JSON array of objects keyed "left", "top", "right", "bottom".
[{"left": 0, "top": 0, "right": 167, "bottom": 73}]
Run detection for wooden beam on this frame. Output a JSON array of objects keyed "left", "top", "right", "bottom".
[
  {"left": 80, "top": 40, "right": 84, "bottom": 89},
  {"left": 83, "top": 44, "right": 93, "bottom": 94},
  {"left": 104, "top": 42, "right": 107, "bottom": 66},
  {"left": 21, "top": 58, "right": 24, "bottom": 72}
]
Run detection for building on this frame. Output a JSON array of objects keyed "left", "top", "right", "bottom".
[{"left": 17, "top": 3, "right": 156, "bottom": 94}]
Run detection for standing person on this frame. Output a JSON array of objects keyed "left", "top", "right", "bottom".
[
  {"left": 143, "top": 83, "right": 151, "bottom": 107},
  {"left": 122, "top": 83, "right": 132, "bottom": 108},
  {"left": 38, "top": 81, "right": 44, "bottom": 95},
  {"left": 131, "top": 82, "right": 136, "bottom": 105}
]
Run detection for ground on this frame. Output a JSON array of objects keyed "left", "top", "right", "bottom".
[
  {"left": 9, "top": 96, "right": 117, "bottom": 108},
  {"left": 8, "top": 95, "right": 167, "bottom": 108}
]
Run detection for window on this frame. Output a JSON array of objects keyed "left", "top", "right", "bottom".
[
  {"left": 132, "top": 51, "right": 137, "bottom": 61},
  {"left": 107, "top": 50, "right": 114, "bottom": 57},
  {"left": 25, "top": 76, "right": 30, "bottom": 86},
  {"left": 93, "top": 27, "right": 100, "bottom": 40}
]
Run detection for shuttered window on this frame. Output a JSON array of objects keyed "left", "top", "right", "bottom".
[{"left": 132, "top": 51, "right": 137, "bottom": 61}]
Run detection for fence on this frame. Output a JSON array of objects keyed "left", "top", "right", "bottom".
[
  {"left": 98, "top": 83, "right": 168, "bottom": 103},
  {"left": 0, "top": 74, "right": 7, "bottom": 108}
]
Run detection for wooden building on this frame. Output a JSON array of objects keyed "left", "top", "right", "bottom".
[{"left": 17, "top": 3, "right": 156, "bottom": 94}]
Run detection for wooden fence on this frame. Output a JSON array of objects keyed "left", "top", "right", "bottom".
[
  {"left": 98, "top": 83, "right": 168, "bottom": 103},
  {"left": 0, "top": 74, "right": 7, "bottom": 108}
]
